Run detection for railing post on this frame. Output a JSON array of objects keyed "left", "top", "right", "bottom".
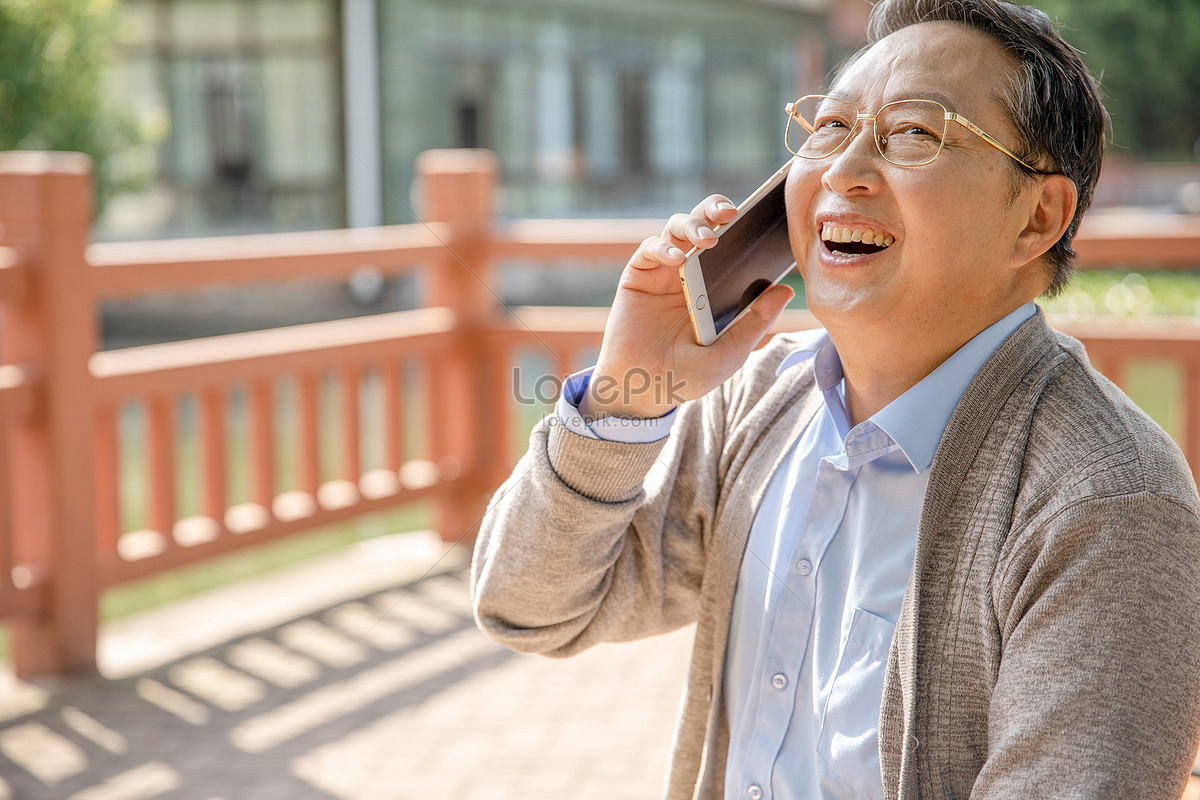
[
  {"left": 0, "top": 152, "right": 99, "bottom": 676},
  {"left": 416, "top": 149, "right": 509, "bottom": 548}
]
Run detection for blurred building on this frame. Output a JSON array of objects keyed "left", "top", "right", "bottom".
[{"left": 99, "top": 0, "right": 864, "bottom": 240}]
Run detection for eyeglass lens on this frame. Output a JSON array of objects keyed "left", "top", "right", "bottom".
[{"left": 788, "top": 97, "right": 949, "bottom": 166}]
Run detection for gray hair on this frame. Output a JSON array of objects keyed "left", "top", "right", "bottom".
[{"left": 860, "top": 0, "right": 1109, "bottom": 296}]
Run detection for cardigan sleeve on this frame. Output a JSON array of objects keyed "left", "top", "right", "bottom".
[
  {"left": 469, "top": 374, "right": 729, "bottom": 657},
  {"left": 974, "top": 491, "right": 1200, "bottom": 799}
]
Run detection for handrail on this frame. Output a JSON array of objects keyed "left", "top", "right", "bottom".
[
  {"left": 87, "top": 223, "right": 451, "bottom": 299},
  {"left": 1074, "top": 214, "right": 1200, "bottom": 268},
  {"left": 491, "top": 219, "right": 661, "bottom": 261},
  {"left": 89, "top": 307, "right": 458, "bottom": 400}
]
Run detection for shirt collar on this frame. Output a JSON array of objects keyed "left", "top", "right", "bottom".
[{"left": 776, "top": 302, "right": 1037, "bottom": 472}]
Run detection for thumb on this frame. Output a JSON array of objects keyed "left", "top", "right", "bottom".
[{"left": 714, "top": 283, "right": 796, "bottom": 359}]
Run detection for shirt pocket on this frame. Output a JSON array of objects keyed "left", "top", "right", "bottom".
[{"left": 817, "top": 607, "right": 896, "bottom": 800}]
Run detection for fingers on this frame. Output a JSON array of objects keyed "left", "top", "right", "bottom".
[
  {"left": 691, "top": 194, "right": 739, "bottom": 225},
  {"left": 627, "top": 235, "right": 687, "bottom": 272},
  {"left": 663, "top": 195, "right": 738, "bottom": 250},
  {"left": 626, "top": 194, "right": 739, "bottom": 276}
]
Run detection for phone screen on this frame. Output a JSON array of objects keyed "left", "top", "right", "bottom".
[{"left": 696, "top": 177, "right": 794, "bottom": 336}]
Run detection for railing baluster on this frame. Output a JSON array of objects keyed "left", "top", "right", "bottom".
[
  {"left": 0, "top": 422, "right": 12, "bottom": 586},
  {"left": 1105, "top": 356, "right": 1128, "bottom": 394},
  {"left": 298, "top": 372, "right": 321, "bottom": 498},
  {"left": 148, "top": 395, "right": 177, "bottom": 542},
  {"left": 417, "top": 357, "right": 432, "bottom": 462},
  {"left": 251, "top": 380, "right": 276, "bottom": 515},
  {"left": 1186, "top": 363, "right": 1200, "bottom": 486},
  {"left": 203, "top": 387, "right": 227, "bottom": 528},
  {"left": 562, "top": 348, "right": 577, "bottom": 386},
  {"left": 94, "top": 406, "right": 119, "bottom": 556},
  {"left": 383, "top": 360, "right": 402, "bottom": 474},
  {"left": 1090, "top": 348, "right": 1127, "bottom": 392},
  {"left": 490, "top": 339, "right": 516, "bottom": 470},
  {"left": 342, "top": 364, "right": 362, "bottom": 484}
]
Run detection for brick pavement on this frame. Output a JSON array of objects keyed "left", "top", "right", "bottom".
[{"left": 0, "top": 532, "right": 693, "bottom": 800}]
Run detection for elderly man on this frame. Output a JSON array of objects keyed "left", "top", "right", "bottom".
[{"left": 471, "top": 1, "right": 1200, "bottom": 798}]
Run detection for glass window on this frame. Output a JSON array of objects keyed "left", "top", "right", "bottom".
[
  {"left": 262, "top": 53, "right": 338, "bottom": 181},
  {"left": 167, "top": 57, "right": 213, "bottom": 185},
  {"left": 707, "top": 64, "right": 773, "bottom": 173},
  {"left": 257, "top": 0, "right": 330, "bottom": 46},
  {"left": 451, "top": 61, "right": 494, "bottom": 150},
  {"left": 618, "top": 72, "right": 649, "bottom": 175},
  {"left": 169, "top": 0, "right": 241, "bottom": 50},
  {"left": 101, "top": 0, "right": 344, "bottom": 237}
]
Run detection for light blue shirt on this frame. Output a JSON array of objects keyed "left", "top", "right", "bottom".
[
  {"left": 556, "top": 303, "right": 1036, "bottom": 800},
  {"left": 557, "top": 370, "right": 676, "bottom": 443}
]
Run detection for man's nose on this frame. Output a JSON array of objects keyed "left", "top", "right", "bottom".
[{"left": 821, "top": 115, "right": 885, "bottom": 194}]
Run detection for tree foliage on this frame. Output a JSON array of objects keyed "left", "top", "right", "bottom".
[
  {"left": 0, "top": 0, "right": 143, "bottom": 211},
  {"left": 1038, "top": 0, "right": 1200, "bottom": 160}
]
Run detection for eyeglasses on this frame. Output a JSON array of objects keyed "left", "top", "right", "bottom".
[{"left": 784, "top": 94, "right": 1046, "bottom": 173}]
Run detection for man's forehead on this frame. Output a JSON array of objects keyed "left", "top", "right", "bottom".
[{"left": 828, "top": 22, "right": 1017, "bottom": 110}]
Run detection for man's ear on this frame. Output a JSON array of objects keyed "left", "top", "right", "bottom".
[{"left": 1012, "top": 174, "right": 1078, "bottom": 268}]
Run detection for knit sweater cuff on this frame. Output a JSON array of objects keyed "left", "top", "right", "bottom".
[{"left": 546, "top": 417, "right": 668, "bottom": 503}]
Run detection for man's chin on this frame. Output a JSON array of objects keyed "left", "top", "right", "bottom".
[{"left": 804, "top": 292, "right": 885, "bottom": 331}]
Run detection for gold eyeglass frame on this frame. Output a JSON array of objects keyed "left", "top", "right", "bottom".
[{"left": 784, "top": 94, "right": 1047, "bottom": 174}]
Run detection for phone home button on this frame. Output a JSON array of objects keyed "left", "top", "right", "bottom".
[{"left": 695, "top": 295, "right": 708, "bottom": 310}]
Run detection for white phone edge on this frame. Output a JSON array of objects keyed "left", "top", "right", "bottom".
[{"left": 680, "top": 158, "right": 795, "bottom": 347}]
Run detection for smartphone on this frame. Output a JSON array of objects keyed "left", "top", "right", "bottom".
[{"left": 680, "top": 160, "right": 796, "bottom": 346}]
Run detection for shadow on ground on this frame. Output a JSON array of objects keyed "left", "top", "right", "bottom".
[{"left": 0, "top": 564, "right": 514, "bottom": 799}]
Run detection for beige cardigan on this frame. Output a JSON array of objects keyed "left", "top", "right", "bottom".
[{"left": 472, "top": 310, "right": 1200, "bottom": 799}]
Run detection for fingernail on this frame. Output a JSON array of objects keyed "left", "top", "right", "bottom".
[
  {"left": 716, "top": 201, "right": 736, "bottom": 211},
  {"left": 667, "top": 246, "right": 685, "bottom": 260},
  {"left": 698, "top": 226, "right": 717, "bottom": 240}
]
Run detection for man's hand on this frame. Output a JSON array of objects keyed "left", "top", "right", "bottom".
[{"left": 579, "top": 194, "right": 796, "bottom": 421}]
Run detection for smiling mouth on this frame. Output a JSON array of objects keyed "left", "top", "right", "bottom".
[{"left": 821, "top": 222, "right": 895, "bottom": 257}]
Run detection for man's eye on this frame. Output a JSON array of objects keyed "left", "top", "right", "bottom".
[
  {"left": 891, "top": 122, "right": 939, "bottom": 138},
  {"left": 815, "top": 117, "right": 851, "bottom": 130}
]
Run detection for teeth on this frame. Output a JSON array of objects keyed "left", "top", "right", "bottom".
[{"left": 821, "top": 222, "right": 894, "bottom": 249}]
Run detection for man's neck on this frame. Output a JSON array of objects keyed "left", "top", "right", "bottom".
[
  {"left": 839, "top": 342, "right": 962, "bottom": 426},
  {"left": 829, "top": 308, "right": 1025, "bottom": 426}
]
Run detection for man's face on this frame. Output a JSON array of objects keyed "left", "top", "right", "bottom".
[{"left": 785, "top": 22, "right": 1042, "bottom": 350}]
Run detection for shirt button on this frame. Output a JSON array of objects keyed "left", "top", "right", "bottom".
[
  {"left": 771, "top": 673, "right": 788, "bottom": 690},
  {"left": 747, "top": 785, "right": 763, "bottom": 800},
  {"left": 797, "top": 559, "right": 813, "bottom": 575}
]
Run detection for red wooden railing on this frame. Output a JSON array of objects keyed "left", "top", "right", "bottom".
[{"left": 1, "top": 148, "right": 1200, "bottom": 678}]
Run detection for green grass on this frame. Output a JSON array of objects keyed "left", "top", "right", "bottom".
[
  {"left": 98, "top": 503, "right": 433, "bottom": 621},
  {"left": 1044, "top": 269, "right": 1200, "bottom": 318}
]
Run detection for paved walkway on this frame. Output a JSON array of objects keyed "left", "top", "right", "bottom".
[{"left": 0, "top": 532, "right": 693, "bottom": 799}]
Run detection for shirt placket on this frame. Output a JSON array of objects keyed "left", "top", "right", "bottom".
[{"left": 742, "top": 453, "right": 860, "bottom": 800}]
